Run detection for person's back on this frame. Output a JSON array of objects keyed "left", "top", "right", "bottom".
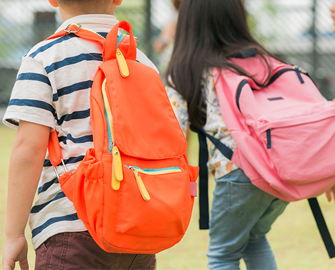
[{"left": 2, "top": 1, "right": 157, "bottom": 269}]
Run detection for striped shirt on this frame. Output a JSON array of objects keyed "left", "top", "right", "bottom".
[{"left": 3, "top": 14, "right": 158, "bottom": 250}]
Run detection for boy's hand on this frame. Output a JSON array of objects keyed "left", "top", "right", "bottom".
[
  {"left": 326, "top": 186, "right": 335, "bottom": 203},
  {"left": 2, "top": 235, "right": 29, "bottom": 270},
  {"left": 3, "top": 120, "right": 50, "bottom": 270}
]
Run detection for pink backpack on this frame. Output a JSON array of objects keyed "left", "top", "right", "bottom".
[
  {"left": 213, "top": 54, "right": 335, "bottom": 202},
  {"left": 192, "top": 51, "right": 335, "bottom": 257}
]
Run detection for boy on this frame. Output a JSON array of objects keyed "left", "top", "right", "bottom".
[{"left": 2, "top": 0, "right": 157, "bottom": 269}]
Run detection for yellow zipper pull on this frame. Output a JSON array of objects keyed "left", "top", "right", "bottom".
[
  {"left": 116, "top": 48, "right": 129, "bottom": 78},
  {"left": 112, "top": 143, "right": 123, "bottom": 181},
  {"left": 127, "top": 166, "right": 150, "bottom": 201},
  {"left": 111, "top": 167, "right": 120, "bottom": 190}
]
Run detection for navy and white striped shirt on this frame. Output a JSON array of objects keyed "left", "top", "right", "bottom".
[{"left": 3, "top": 14, "right": 158, "bottom": 250}]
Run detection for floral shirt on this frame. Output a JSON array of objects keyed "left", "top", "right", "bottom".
[{"left": 166, "top": 71, "right": 239, "bottom": 179}]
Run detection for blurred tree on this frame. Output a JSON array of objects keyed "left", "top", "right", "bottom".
[
  {"left": 247, "top": 0, "right": 279, "bottom": 45},
  {"left": 114, "top": 0, "right": 147, "bottom": 52}
]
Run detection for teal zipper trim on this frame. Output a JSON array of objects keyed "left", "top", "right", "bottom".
[
  {"left": 132, "top": 166, "right": 182, "bottom": 175},
  {"left": 104, "top": 112, "right": 113, "bottom": 153},
  {"left": 117, "top": 33, "right": 125, "bottom": 47},
  {"left": 102, "top": 33, "right": 125, "bottom": 154}
]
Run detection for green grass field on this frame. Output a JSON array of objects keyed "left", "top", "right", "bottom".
[{"left": 1, "top": 124, "right": 335, "bottom": 269}]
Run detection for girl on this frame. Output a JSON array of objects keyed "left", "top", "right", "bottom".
[{"left": 166, "top": 0, "right": 288, "bottom": 269}]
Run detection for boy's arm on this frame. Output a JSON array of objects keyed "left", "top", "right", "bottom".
[{"left": 2, "top": 121, "right": 50, "bottom": 270}]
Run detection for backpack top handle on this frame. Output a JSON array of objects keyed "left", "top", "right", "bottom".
[{"left": 104, "top": 20, "right": 137, "bottom": 61}]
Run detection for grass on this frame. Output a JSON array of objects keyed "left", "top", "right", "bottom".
[{"left": 1, "top": 125, "right": 335, "bottom": 269}]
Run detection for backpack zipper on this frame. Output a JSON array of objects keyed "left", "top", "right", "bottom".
[
  {"left": 116, "top": 48, "right": 129, "bottom": 78},
  {"left": 102, "top": 79, "right": 123, "bottom": 190},
  {"left": 236, "top": 67, "right": 307, "bottom": 113},
  {"left": 100, "top": 34, "right": 130, "bottom": 190},
  {"left": 125, "top": 166, "right": 182, "bottom": 201}
]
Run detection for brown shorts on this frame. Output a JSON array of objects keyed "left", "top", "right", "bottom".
[{"left": 35, "top": 231, "right": 156, "bottom": 270}]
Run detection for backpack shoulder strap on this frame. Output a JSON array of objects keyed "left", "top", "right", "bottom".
[
  {"left": 190, "top": 125, "right": 210, "bottom": 229},
  {"left": 190, "top": 125, "right": 233, "bottom": 230},
  {"left": 308, "top": 198, "right": 335, "bottom": 258},
  {"left": 46, "top": 23, "right": 106, "bottom": 46},
  {"left": 46, "top": 21, "right": 137, "bottom": 62}
]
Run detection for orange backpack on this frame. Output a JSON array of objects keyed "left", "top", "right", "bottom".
[{"left": 47, "top": 21, "right": 199, "bottom": 254}]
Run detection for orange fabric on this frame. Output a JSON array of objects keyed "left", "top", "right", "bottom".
[
  {"left": 48, "top": 130, "right": 63, "bottom": 167},
  {"left": 47, "top": 24, "right": 106, "bottom": 46},
  {"left": 48, "top": 21, "right": 199, "bottom": 254},
  {"left": 104, "top": 21, "right": 137, "bottom": 61}
]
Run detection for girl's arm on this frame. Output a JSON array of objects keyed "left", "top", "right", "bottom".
[
  {"left": 326, "top": 186, "right": 335, "bottom": 204},
  {"left": 2, "top": 121, "right": 50, "bottom": 270},
  {"left": 166, "top": 86, "right": 189, "bottom": 137}
]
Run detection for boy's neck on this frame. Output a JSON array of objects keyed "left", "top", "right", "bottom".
[{"left": 59, "top": 4, "right": 117, "bottom": 22}]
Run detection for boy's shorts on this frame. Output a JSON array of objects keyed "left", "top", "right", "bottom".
[{"left": 35, "top": 231, "right": 156, "bottom": 270}]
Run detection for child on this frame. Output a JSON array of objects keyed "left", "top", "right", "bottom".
[
  {"left": 1, "top": 0, "right": 157, "bottom": 269},
  {"left": 330, "top": 1, "right": 335, "bottom": 33},
  {"left": 166, "top": 0, "right": 288, "bottom": 269},
  {"left": 153, "top": 0, "right": 181, "bottom": 54}
]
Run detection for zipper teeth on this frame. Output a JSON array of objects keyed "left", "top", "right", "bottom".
[
  {"left": 236, "top": 68, "right": 298, "bottom": 113},
  {"left": 267, "top": 68, "right": 295, "bottom": 86},
  {"left": 81, "top": 27, "right": 126, "bottom": 45},
  {"left": 81, "top": 27, "right": 105, "bottom": 39},
  {"left": 236, "top": 80, "right": 248, "bottom": 112},
  {"left": 131, "top": 166, "right": 182, "bottom": 175},
  {"left": 102, "top": 79, "right": 114, "bottom": 152}
]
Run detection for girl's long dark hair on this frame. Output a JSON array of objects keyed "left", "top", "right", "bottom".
[{"left": 166, "top": 0, "right": 283, "bottom": 129}]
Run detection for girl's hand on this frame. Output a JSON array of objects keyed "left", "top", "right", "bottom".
[
  {"left": 326, "top": 186, "right": 335, "bottom": 203},
  {"left": 2, "top": 235, "right": 29, "bottom": 270}
]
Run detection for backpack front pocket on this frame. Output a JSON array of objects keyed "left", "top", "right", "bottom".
[
  {"left": 115, "top": 165, "right": 188, "bottom": 238},
  {"left": 259, "top": 111, "right": 335, "bottom": 184}
]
